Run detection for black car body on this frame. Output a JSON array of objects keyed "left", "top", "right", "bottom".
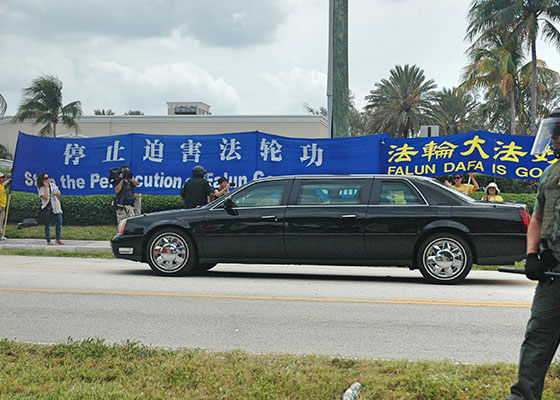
[{"left": 111, "top": 175, "right": 529, "bottom": 284}]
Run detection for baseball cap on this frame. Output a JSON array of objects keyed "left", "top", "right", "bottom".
[{"left": 0, "top": 173, "right": 5, "bottom": 178}]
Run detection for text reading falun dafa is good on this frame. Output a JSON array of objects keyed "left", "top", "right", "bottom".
[{"left": 381, "top": 130, "right": 552, "bottom": 181}]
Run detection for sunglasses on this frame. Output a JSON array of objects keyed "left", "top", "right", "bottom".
[
  {"left": 44, "top": 176, "right": 50, "bottom": 179},
  {"left": 453, "top": 176, "right": 462, "bottom": 180}
]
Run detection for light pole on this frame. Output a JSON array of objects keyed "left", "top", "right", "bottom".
[{"left": 327, "top": 0, "right": 349, "bottom": 138}]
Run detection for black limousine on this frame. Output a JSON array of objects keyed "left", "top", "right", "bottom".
[{"left": 111, "top": 175, "right": 529, "bottom": 284}]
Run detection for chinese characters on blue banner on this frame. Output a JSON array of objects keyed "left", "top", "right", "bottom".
[
  {"left": 381, "top": 131, "right": 552, "bottom": 180},
  {"left": 11, "top": 130, "right": 549, "bottom": 197},
  {"left": 11, "top": 131, "right": 389, "bottom": 196}
]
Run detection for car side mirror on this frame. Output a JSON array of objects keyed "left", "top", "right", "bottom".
[{"left": 223, "top": 197, "right": 238, "bottom": 215}]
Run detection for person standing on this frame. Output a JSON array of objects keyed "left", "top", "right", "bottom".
[
  {"left": 112, "top": 165, "right": 140, "bottom": 224},
  {"left": 444, "top": 172, "right": 479, "bottom": 194},
  {"left": 482, "top": 182, "right": 503, "bottom": 202},
  {"left": 505, "top": 108, "right": 560, "bottom": 400},
  {"left": 209, "top": 176, "right": 232, "bottom": 202},
  {"left": 0, "top": 173, "right": 12, "bottom": 240},
  {"left": 180, "top": 166, "right": 219, "bottom": 209},
  {"left": 36, "top": 172, "right": 63, "bottom": 245}
]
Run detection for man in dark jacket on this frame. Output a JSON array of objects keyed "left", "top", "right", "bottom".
[{"left": 180, "top": 166, "right": 219, "bottom": 209}]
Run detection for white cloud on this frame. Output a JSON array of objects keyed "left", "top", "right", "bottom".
[{"left": 1, "top": 0, "right": 558, "bottom": 119}]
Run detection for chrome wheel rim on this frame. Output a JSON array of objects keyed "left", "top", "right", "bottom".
[
  {"left": 150, "top": 233, "right": 188, "bottom": 273},
  {"left": 423, "top": 238, "right": 466, "bottom": 281}
]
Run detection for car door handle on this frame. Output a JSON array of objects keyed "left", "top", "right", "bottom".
[
  {"left": 341, "top": 214, "right": 357, "bottom": 219},
  {"left": 261, "top": 215, "right": 278, "bottom": 221}
]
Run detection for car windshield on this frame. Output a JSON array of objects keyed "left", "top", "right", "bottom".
[{"left": 429, "top": 178, "right": 476, "bottom": 203}]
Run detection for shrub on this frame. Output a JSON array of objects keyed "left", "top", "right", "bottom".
[
  {"left": 470, "top": 192, "right": 535, "bottom": 213},
  {"left": 6, "top": 192, "right": 183, "bottom": 225},
  {"left": 434, "top": 174, "right": 538, "bottom": 193}
]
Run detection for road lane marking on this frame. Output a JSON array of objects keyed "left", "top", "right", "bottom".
[{"left": 0, "top": 287, "right": 532, "bottom": 308}]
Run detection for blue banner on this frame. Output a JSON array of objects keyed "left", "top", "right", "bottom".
[
  {"left": 381, "top": 131, "right": 550, "bottom": 181},
  {"left": 11, "top": 131, "right": 390, "bottom": 195}
]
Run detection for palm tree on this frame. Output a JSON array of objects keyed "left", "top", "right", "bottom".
[
  {"left": 94, "top": 109, "right": 115, "bottom": 116},
  {"left": 364, "top": 64, "right": 436, "bottom": 138},
  {"left": 517, "top": 59, "right": 560, "bottom": 129},
  {"left": 0, "top": 144, "right": 12, "bottom": 160},
  {"left": 467, "top": 0, "right": 560, "bottom": 135},
  {"left": 431, "top": 87, "right": 479, "bottom": 135},
  {"left": 11, "top": 75, "right": 82, "bottom": 137},
  {"left": 461, "top": 30, "right": 526, "bottom": 134},
  {"left": 0, "top": 93, "right": 6, "bottom": 119}
]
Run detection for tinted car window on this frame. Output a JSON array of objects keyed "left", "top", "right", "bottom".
[
  {"left": 379, "top": 181, "right": 423, "bottom": 205},
  {"left": 297, "top": 180, "right": 365, "bottom": 205},
  {"left": 231, "top": 182, "right": 286, "bottom": 207}
]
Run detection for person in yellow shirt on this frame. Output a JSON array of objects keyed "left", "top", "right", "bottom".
[
  {"left": 482, "top": 182, "right": 504, "bottom": 202},
  {"left": 445, "top": 172, "right": 479, "bottom": 194},
  {"left": 0, "top": 173, "right": 12, "bottom": 240}
]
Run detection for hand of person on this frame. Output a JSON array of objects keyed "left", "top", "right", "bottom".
[
  {"left": 444, "top": 180, "right": 451, "bottom": 186},
  {"left": 525, "top": 253, "right": 547, "bottom": 281}
]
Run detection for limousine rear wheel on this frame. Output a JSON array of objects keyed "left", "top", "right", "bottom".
[
  {"left": 146, "top": 228, "right": 198, "bottom": 276},
  {"left": 417, "top": 233, "right": 472, "bottom": 284}
]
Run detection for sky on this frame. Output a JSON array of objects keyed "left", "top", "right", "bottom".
[{"left": 0, "top": 0, "right": 558, "bottom": 118}]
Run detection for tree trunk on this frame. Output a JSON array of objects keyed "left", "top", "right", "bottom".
[
  {"left": 530, "top": 37, "right": 538, "bottom": 136},
  {"left": 509, "top": 90, "right": 516, "bottom": 135},
  {"left": 53, "top": 122, "right": 56, "bottom": 138}
]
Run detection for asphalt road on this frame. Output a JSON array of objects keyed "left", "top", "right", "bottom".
[{"left": 0, "top": 255, "right": 538, "bottom": 363}]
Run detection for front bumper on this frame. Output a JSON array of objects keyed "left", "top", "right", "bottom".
[{"left": 111, "top": 234, "right": 145, "bottom": 261}]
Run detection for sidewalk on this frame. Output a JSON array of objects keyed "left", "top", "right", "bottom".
[{"left": 0, "top": 238, "right": 112, "bottom": 253}]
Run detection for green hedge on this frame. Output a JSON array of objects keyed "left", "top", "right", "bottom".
[
  {"left": 6, "top": 192, "right": 183, "bottom": 225},
  {"left": 469, "top": 192, "right": 535, "bottom": 213},
  {"left": 5, "top": 190, "right": 536, "bottom": 226}
]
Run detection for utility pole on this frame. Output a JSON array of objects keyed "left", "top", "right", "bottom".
[{"left": 327, "top": 0, "right": 349, "bottom": 138}]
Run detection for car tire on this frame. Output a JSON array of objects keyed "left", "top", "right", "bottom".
[
  {"left": 416, "top": 233, "right": 472, "bottom": 284},
  {"left": 146, "top": 228, "right": 198, "bottom": 276}
]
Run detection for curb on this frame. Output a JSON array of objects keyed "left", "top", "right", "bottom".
[{"left": 0, "top": 240, "right": 112, "bottom": 253}]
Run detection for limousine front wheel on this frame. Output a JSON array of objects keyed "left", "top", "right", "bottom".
[
  {"left": 146, "top": 228, "right": 197, "bottom": 276},
  {"left": 417, "top": 233, "right": 472, "bottom": 284}
]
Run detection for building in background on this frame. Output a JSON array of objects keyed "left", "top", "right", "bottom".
[
  {"left": 0, "top": 111, "right": 328, "bottom": 156},
  {"left": 167, "top": 101, "right": 211, "bottom": 116}
]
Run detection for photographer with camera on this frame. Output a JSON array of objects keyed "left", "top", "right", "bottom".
[
  {"left": 111, "top": 165, "right": 140, "bottom": 223},
  {"left": 209, "top": 176, "right": 233, "bottom": 202}
]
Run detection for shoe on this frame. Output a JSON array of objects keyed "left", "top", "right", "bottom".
[
  {"left": 56, "top": 240, "right": 64, "bottom": 245},
  {"left": 47, "top": 242, "right": 54, "bottom": 246},
  {"left": 0, "top": 236, "right": 6, "bottom": 241}
]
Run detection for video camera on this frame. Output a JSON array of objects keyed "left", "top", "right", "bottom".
[{"left": 109, "top": 166, "right": 133, "bottom": 184}]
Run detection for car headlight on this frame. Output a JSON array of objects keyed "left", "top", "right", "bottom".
[{"left": 117, "top": 219, "right": 127, "bottom": 235}]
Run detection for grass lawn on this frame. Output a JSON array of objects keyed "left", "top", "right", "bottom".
[
  {"left": 2, "top": 338, "right": 559, "bottom": 399},
  {"left": 4, "top": 224, "right": 116, "bottom": 241},
  {"left": 0, "top": 226, "right": 537, "bottom": 398}
]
